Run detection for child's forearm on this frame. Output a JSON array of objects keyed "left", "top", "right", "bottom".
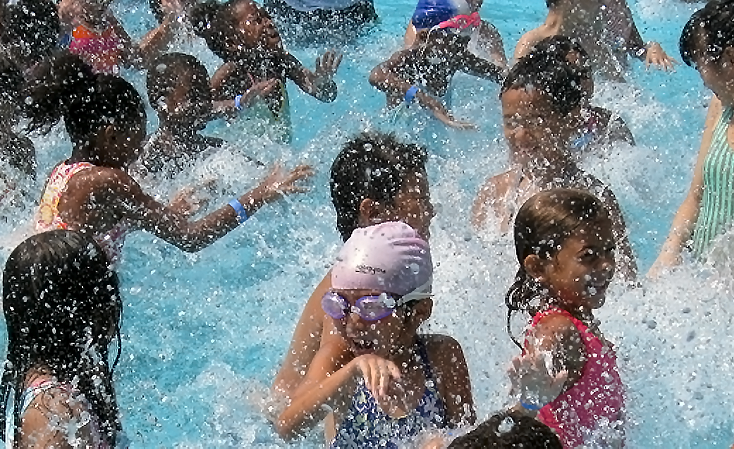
[{"left": 275, "top": 365, "right": 357, "bottom": 440}]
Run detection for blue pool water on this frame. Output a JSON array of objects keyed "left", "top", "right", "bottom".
[{"left": 2, "top": 0, "right": 734, "bottom": 447}]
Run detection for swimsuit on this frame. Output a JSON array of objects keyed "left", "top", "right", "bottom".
[
  {"left": 693, "top": 106, "right": 734, "bottom": 259},
  {"left": 36, "top": 162, "right": 128, "bottom": 264},
  {"left": 330, "top": 338, "right": 446, "bottom": 448},
  {"left": 67, "top": 24, "right": 123, "bottom": 74},
  {"left": 529, "top": 308, "right": 626, "bottom": 448},
  {"left": 3, "top": 379, "right": 111, "bottom": 448}
]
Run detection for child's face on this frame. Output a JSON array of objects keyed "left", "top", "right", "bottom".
[
  {"left": 694, "top": 46, "right": 734, "bottom": 105},
  {"left": 382, "top": 171, "right": 434, "bottom": 240},
  {"left": 333, "top": 289, "right": 415, "bottom": 359},
  {"left": 232, "top": 2, "right": 282, "bottom": 52},
  {"left": 162, "top": 72, "right": 212, "bottom": 129},
  {"left": 540, "top": 218, "right": 616, "bottom": 311}
]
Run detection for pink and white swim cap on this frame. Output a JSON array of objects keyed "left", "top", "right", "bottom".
[{"left": 332, "top": 222, "right": 433, "bottom": 299}]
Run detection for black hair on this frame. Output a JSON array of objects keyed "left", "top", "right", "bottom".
[
  {"left": 1, "top": 230, "right": 123, "bottom": 446},
  {"left": 26, "top": 51, "right": 146, "bottom": 163},
  {"left": 545, "top": 0, "right": 562, "bottom": 7},
  {"left": 149, "top": 0, "right": 165, "bottom": 24},
  {"left": 680, "top": 0, "right": 734, "bottom": 67},
  {"left": 0, "top": 0, "right": 60, "bottom": 69},
  {"left": 147, "top": 52, "right": 211, "bottom": 112},
  {"left": 530, "top": 36, "right": 591, "bottom": 78},
  {"left": 447, "top": 410, "right": 562, "bottom": 449},
  {"left": 501, "top": 50, "right": 583, "bottom": 115},
  {"left": 0, "top": 53, "right": 36, "bottom": 176},
  {"left": 330, "top": 132, "right": 428, "bottom": 241},
  {"left": 191, "top": 0, "right": 253, "bottom": 61},
  {"left": 505, "top": 189, "right": 608, "bottom": 348},
  {"left": 0, "top": 54, "right": 22, "bottom": 105}
]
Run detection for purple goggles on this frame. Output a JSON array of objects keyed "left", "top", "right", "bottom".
[{"left": 321, "top": 291, "right": 409, "bottom": 321}]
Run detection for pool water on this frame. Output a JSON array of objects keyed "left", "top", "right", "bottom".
[{"left": 2, "top": 0, "right": 734, "bottom": 447}]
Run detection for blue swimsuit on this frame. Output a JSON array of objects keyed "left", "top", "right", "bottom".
[{"left": 330, "top": 339, "right": 446, "bottom": 448}]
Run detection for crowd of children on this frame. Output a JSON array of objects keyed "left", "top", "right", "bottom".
[{"left": 0, "top": 0, "right": 731, "bottom": 446}]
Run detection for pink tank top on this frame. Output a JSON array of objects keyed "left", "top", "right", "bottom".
[
  {"left": 530, "top": 308, "right": 626, "bottom": 448},
  {"left": 36, "top": 162, "right": 128, "bottom": 264},
  {"left": 68, "top": 24, "right": 123, "bottom": 74}
]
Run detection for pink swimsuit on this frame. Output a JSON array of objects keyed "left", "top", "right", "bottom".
[
  {"left": 36, "top": 162, "right": 128, "bottom": 264},
  {"left": 68, "top": 24, "right": 123, "bottom": 74},
  {"left": 530, "top": 308, "right": 626, "bottom": 448}
]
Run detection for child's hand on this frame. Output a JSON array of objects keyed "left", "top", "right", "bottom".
[
  {"left": 351, "top": 354, "right": 402, "bottom": 400},
  {"left": 645, "top": 42, "right": 677, "bottom": 72},
  {"left": 434, "top": 109, "right": 477, "bottom": 130},
  {"left": 508, "top": 348, "right": 568, "bottom": 410},
  {"left": 240, "top": 79, "right": 280, "bottom": 107},
  {"left": 315, "top": 50, "right": 343, "bottom": 82},
  {"left": 169, "top": 181, "right": 214, "bottom": 217},
  {"left": 256, "top": 163, "right": 314, "bottom": 203}
]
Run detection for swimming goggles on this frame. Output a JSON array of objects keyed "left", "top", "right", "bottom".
[
  {"left": 433, "top": 12, "right": 481, "bottom": 35},
  {"left": 322, "top": 291, "right": 409, "bottom": 321}
]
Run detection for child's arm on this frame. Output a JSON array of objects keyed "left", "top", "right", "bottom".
[
  {"left": 276, "top": 343, "right": 401, "bottom": 439},
  {"left": 426, "top": 335, "right": 476, "bottom": 426},
  {"left": 648, "top": 95, "right": 722, "bottom": 277},
  {"left": 459, "top": 51, "right": 504, "bottom": 84},
  {"left": 508, "top": 314, "right": 585, "bottom": 412},
  {"left": 471, "top": 171, "right": 511, "bottom": 231},
  {"left": 286, "top": 50, "right": 342, "bottom": 103},
  {"left": 610, "top": 0, "right": 676, "bottom": 71}
]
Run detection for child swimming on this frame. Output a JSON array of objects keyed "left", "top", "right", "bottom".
[
  {"left": 28, "top": 52, "right": 312, "bottom": 264},
  {"left": 1, "top": 230, "right": 124, "bottom": 447},
  {"left": 272, "top": 132, "right": 433, "bottom": 400},
  {"left": 370, "top": 5, "right": 504, "bottom": 129},
  {"left": 471, "top": 50, "right": 637, "bottom": 282},
  {"left": 142, "top": 52, "right": 275, "bottom": 175},
  {"left": 192, "top": 0, "right": 342, "bottom": 142},
  {"left": 276, "top": 221, "right": 474, "bottom": 446},
  {"left": 514, "top": 0, "right": 675, "bottom": 81},
  {"left": 505, "top": 188, "right": 626, "bottom": 448}
]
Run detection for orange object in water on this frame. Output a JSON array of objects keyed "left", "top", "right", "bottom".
[{"left": 69, "top": 24, "right": 123, "bottom": 74}]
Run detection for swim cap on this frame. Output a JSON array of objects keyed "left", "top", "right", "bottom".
[
  {"left": 411, "top": 0, "right": 471, "bottom": 30},
  {"left": 332, "top": 222, "right": 433, "bottom": 299}
]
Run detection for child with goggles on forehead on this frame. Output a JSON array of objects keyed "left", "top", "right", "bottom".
[
  {"left": 369, "top": 0, "right": 504, "bottom": 130},
  {"left": 276, "top": 221, "right": 475, "bottom": 446}
]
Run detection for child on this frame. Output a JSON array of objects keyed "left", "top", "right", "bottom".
[
  {"left": 369, "top": 7, "right": 504, "bottom": 129},
  {"left": 28, "top": 52, "right": 311, "bottom": 264},
  {"left": 505, "top": 189, "right": 626, "bottom": 449},
  {"left": 1, "top": 230, "right": 124, "bottom": 447},
  {"left": 437, "top": 410, "right": 562, "bottom": 449},
  {"left": 0, "top": 0, "right": 60, "bottom": 76},
  {"left": 143, "top": 52, "right": 275, "bottom": 175},
  {"left": 514, "top": 0, "right": 675, "bottom": 81},
  {"left": 57, "top": 0, "right": 181, "bottom": 73},
  {"left": 470, "top": 50, "right": 637, "bottom": 282},
  {"left": 272, "top": 132, "right": 433, "bottom": 400},
  {"left": 404, "top": 0, "right": 507, "bottom": 69},
  {"left": 276, "top": 221, "right": 474, "bottom": 446},
  {"left": 529, "top": 36, "right": 635, "bottom": 154},
  {"left": 192, "top": 0, "right": 342, "bottom": 142}
]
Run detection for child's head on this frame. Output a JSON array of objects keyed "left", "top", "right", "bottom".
[
  {"left": 192, "top": 0, "right": 282, "bottom": 61},
  {"left": 1, "top": 230, "right": 122, "bottom": 444},
  {"left": 529, "top": 35, "right": 593, "bottom": 99},
  {"left": 500, "top": 52, "right": 583, "bottom": 162},
  {"left": 680, "top": 0, "right": 734, "bottom": 103},
  {"left": 27, "top": 51, "right": 147, "bottom": 168},
  {"left": 447, "top": 410, "right": 562, "bottom": 448},
  {"left": 325, "top": 221, "right": 433, "bottom": 358},
  {"left": 330, "top": 132, "right": 432, "bottom": 241},
  {"left": 0, "top": 0, "right": 59, "bottom": 72},
  {"left": 148, "top": 53, "right": 213, "bottom": 130},
  {"left": 505, "top": 189, "right": 615, "bottom": 346}
]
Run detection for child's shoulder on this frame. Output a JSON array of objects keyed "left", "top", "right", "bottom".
[
  {"left": 532, "top": 309, "right": 581, "bottom": 338},
  {"left": 421, "top": 334, "right": 466, "bottom": 364}
]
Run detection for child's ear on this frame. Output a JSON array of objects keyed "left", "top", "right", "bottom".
[
  {"left": 406, "top": 297, "right": 433, "bottom": 328},
  {"left": 358, "top": 198, "right": 384, "bottom": 226},
  {"left": 523, "top": 254, "right": 549, "bottom": 283}
]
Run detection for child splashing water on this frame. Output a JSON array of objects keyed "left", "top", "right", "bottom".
[
  {"left": 29, "top": 52, "right": 311, "bottom": 264},
  {"left": 192, "top": 0, "right": 342, "bottom": 143},
  {"left": 505, "top": 189, "right": 625, "bottom": 449},
  {"left": 1, "top": 231, "right": 125, "bottom": 448},
  {"left": 276, "top": 221, "right": 474, "bottom": 446}
]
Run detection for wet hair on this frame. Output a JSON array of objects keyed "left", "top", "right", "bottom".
[
  {"left": 26, "top": 51, "right": 146, "bottom": 161},
  {"left": 0, "top": 54, "right": 23, "bottom": 106},
  {"left": 531, "top": 36, "right": 591, "bottom": 77},
  {"left": 447, "top": 410, "right": 562, "bottom": 449},
  {"left": 192, "top": 0, "right": 254, "bottom": 61},
  {"left": 680, "top": 0, "right": 734, "bottom": 67},
  {"left": 501, "top": 50, "right": 584, "bottom": 115},
  {"left": 147, "top": 52, "right": 211, "bottom": 112},
  {"left": 545, "top": 0, "right": 563, "bottom": 7},
  {"left": 330, "top": 132, "right": 428, "bottom": 241},
  {"left": 149, "top": 0, "right": 165, "bottom": 24},
  {"left": 0, "top": 0, "right": 60, "bottom": 69},
  {"left": 0, "top": 230, "right": 123, "bottom": 446},
  {"left": 505, "top": 189, "right": 609, "bottom": 348}
]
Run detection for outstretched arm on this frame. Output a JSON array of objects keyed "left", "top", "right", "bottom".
[
  {"left": 611, "top": 0, "right": 676, "bottom": 71},
  {"left": 460, "top": 51, "right": 505, "bottom": 83},
  {"left": 287, "top": 50, "right": 342, "bottom": 103}
]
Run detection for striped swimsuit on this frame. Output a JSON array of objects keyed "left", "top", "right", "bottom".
[{"left": 692, "top": 106, "right": 734, "bottom": 258}]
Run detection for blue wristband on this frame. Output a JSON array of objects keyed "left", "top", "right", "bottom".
[
  {"left": 520, "top": 401, "right": 543, "bottom": 411},
  {"left": 234, "top": 94, "right": 243, "bottom": 111},
  {"left": 404, "top": 85, "right": 419, "bottom": 105},
  {"left": 228, "top": 199, "right": 248, "bottom": 224}
]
